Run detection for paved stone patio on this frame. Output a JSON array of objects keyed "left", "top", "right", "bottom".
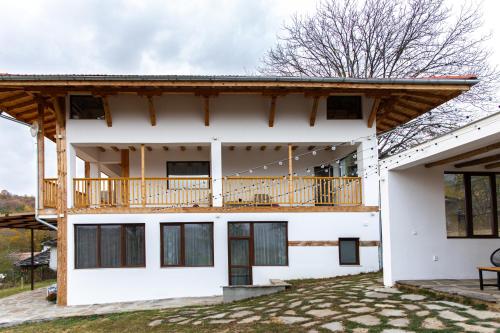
[
  {"left": 2, "top": 273, "right": 500, "bottom": 332},
  {"left": 398, "top": 279, "right": 500, "bottom": 305},
  {"left": 0, "top": 287, "right": 221, "bottom": 328}
]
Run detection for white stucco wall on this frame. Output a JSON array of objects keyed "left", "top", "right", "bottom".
[
  {"left": 49, "top": 246, "right": 57, "bottom": 271},
  {"left": 381, "top": 165, "right": 499, "bottom": 286},
  {"left": 67, "top": 211, "right": 380, "bottom": 305}
]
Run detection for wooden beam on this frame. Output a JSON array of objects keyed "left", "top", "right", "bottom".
[
  {"left": 146, "top": 146, "right": 153, "bottom": 152},
  {"left": 292, "top": 145, "right": 298, "bottom": 151},
  {"left": 97, "top": 146, "right": 106, "bottom": 153},
  {"left": 274, "top": 146, "right": 282, "bottom": 151},
  {"left": 268, "top": 95, "right": 277, "bottom": 127},
  {"left": 128, "top": 146, "right": 136, "bottom": 152},
  {"left": 197, "top": 146, "right": 203, "bottom": 151},
  {"left": 403, "top": 95, "right": 437, "bottom": 107},
  {"left": 141, "top": 144, "right": 146, "bottom": 207},
  {"left": 180, "top": 146, "right": 186, "bottom": 151},
  {"left": 101, "top": 96, "right": 112, "bottom": 127},
  {"left": 84, "top": 161, "right": 90, "bottom": 178},
  {"left": 229, "top": 146, "right": 235, "bottom": 151},
  {"left": 485, "top": 161, "right": 500, "bottom": 170},
  {"left": 260, "top": 145, "right": 267, "bottom": 151},
  {"left": 454, "top": 153, "right": 500, "bottom": 168},
  {"left": 309, "top": 96, "right": 320, "bottom": 126},
  {"left": 162, "top": 146, "right": 169, "bottom": 151},
  {"left": 146, "top": 96, "right": 156, "bottom": 126},
  {"left": 246, "top": 146, "right": 252, "bottom": 151},
  {"left": 425, "top": 142, "right": 500, "bottom": 168},
  {"left": 37, "top": 101, "right": 45, "bottom": 210},
  {"left": 367, "top": 98, "right": 381, "bottom": 128},
  {"left": 203, "top": 96, "right": 210, "bottom": 126},
  {"left": 308, "top": 146, "right": 315, "bottom": 151},
  {"left": 52, "top": 96, "right": 67, "bottom": 306},
  {"left": 288, "top": 144, "right": 294, "bottom": 205},
  {"left": 121, "top": 149, "right": 130, "bottom": 177},
  {"left": 0, "top": 92, "right": 27, "bottom": 104},
  {"left": 110, "top": 146, "right": 119, "bottom": 152}
]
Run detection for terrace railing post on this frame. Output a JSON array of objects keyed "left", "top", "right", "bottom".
[
  {"left": 141, "top": 144, "right": 146, "bottom": 207},
  {"left": 288, "top": 144, "right": 294, "bottom": 206}
]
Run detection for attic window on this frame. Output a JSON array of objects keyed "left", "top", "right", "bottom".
[
  {"left": 327, "top": 96, "right": 362, "bottom": 119},
  {"left": 70, "top": 95, "right": 105, "bottom": 120}
]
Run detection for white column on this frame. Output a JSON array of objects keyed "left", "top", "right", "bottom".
[
  {"left": 357, "top": 135, "right": 379, "bottom": 206},
  {"left": 210, "top": 140, "right": 223, "bottom": 207},
  {"left": 380, "top": 169, "right": 394, "bottom": 286}
]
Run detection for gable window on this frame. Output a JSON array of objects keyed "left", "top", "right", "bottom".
[
  {"left": 75, "top": 224, "right": 145, "bottom": 269},
  {"left": 70, "top": 95, "right": 105, "bottom": 119},
  {"left": 444, "top": 172, "right": 499, "bottom": 238},
  {"left": 161, "top": 223, "right": 214, "bottom": 267},
  {"left": 327, "top": 96, "right": 362, "bottom": 120},
  {"left": 339, "top": 238, "right": 360, "bottom": 265}
]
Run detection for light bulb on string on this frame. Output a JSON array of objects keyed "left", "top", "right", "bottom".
[
  {"left": 263, "top": 165, "right": 268, "bottom": 170},
  {"left": 278, "top": 161, "right": 283, "bottom": 166},
  {"left": 312, "top": 150, "right": 317, "bottom": 156},
  {"left": 320, "top": 164, "right": 325, "bottom": 169},
  {"left": 249, "top": 169, "right": 253, "bottom": 173},
  {"left": 306, "top": 168, "right": 311, "bottom": 173},
  {"left": 294, "top": 156, "right": 299, "bottom": 161},
  {"left": 331, "top": 146, "right": 336, "bottom": 151}
]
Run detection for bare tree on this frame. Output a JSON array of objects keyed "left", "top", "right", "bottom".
[{"left": 260, "top": 0, "right": 498, "bottom": 158}]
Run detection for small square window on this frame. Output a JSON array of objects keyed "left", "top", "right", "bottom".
[
  {"left": 70, "top": 95, "right": 105, "bottom": 119},
  {"left": 327, "top": 96, "right": 362, "bottom": 119},
  {"left": 339, "top": 238, "right": 360, "bottom": 265}
]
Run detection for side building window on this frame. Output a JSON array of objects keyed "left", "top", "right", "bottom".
[
  {"left": 339, "top": 238, "right": 360, "bottom": 265},
  {"left": 444, "top": 172, "right": 499, "bottom": 238},
  {"left": 70, "top": 95, "right": 105, "bottom": 119},
  {"left": 327, "top": 96, "right": 362, "bottom": 120},
  {"left": 75, "top": 224, "right": 145, "bottom": 269},
  {"left": 161, "top": 223, "right": 214, "bottom": 267}
]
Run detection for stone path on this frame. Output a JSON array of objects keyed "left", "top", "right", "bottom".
[
  {"left": 2, "top": 273, "right": 500, "bottom": 332},
  {"left": 0, "top": 287, "right": 221, "bottom": 328},
  {"left": 146, "top": 273, "right": 500, "bottom": 332}
]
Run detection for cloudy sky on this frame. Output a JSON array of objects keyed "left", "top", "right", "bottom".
[{"left": 0, "top": 0, "right": 499, "bottom": 195}]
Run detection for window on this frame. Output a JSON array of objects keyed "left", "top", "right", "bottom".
[
  {"left": 327, "top": 96, "right": 362, "bottom": 119},
  {"left": 339, "top": 238, "right": 360, "bottom": 265},
  {"left": 228, "top": 222, "right": 288, "bottom": 266},
  {"left": 444, "top": 172, "right": 499, "bottom": 238},
  {"left": 70, "top": 95, "right": 105, "bottom": 119},
  {"left": 166, "top": 161, "right": 210, "bottom": 189},
  {"left": 75, "top": 224, "right": 145, "bottom": 269},
  {"left": 161, "top": 223, "right": 214, "bottom": 267}
]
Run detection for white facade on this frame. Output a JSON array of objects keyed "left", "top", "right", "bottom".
[
  {"left": 61, "top": 92, "right": 381, "bottom": 305},
  {"left": 381, "top": 112, "right": 500, "bottom": 286}
]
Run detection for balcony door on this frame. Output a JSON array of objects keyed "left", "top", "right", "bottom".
[
  {"left": 314, "top": 165, "right": 334, "bottom": 206},
  {"left": 228, "top": 222, "right": 252, "bottom": 285}
]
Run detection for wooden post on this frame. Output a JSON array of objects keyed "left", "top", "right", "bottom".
[
  {"left": 141, "top": 144, "right": 146, "bottom": 207},
  {"left": 37, "top": 101, "right": 45, "bottom": 210},
  {"left": 288, "top": 144, "right": 294, "bottom": 206},
  {"left": 52, "top": 96, "right": 67, "bottom": 306},
  {"left": 30, "top": 228, "right": 34, "bottom": 291},
  {"left": 121, "top": 149, "right": 130, "bottom": 206}
]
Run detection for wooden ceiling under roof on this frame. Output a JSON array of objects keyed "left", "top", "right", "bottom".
[{"left": 0, "top": 75, "right": 478, "bottom": 140}]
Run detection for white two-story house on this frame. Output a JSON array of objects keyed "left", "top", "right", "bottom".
[{"left": 0, "top": 74, "right": 477, "bottom": 306}]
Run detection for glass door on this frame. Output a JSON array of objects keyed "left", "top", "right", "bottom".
[{"left": 228, "top": 223, "right": 252, "bottom": 285}]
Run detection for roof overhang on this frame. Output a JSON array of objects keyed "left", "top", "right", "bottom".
[
  {"left": 0, "top": 213, "right": 57, "bottom": 230},
  {"left": 0, "top": 74, "right": 479, "bottom": 138}
]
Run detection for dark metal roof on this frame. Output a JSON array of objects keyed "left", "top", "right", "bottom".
[
  {"left": 0, "top": 74, "right": 479, "bottom": 86},
  {"left": 15, "top": 250, "right": 50, "bottom": 267}
]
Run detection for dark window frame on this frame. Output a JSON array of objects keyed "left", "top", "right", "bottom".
[
  {"left": 160, "top": 222, "right": 214, "bottom": 268},
  {"left": 445, "top": 171, "right": 499, "bottom": 239},
  {"left": 326, "top": 96, "right": 363, "bottom": 120},
  {"left": 338, "top": 238, "right": 360, "bottom": 265},
  {"left": 227, "top": 222, "right": 289, "bottom": 268},
  {"left": 74, "top": 223, "right": 146, "bottom": 269},
  {"left": 166, "top": 161, "right": 211, "bottom": 190}
]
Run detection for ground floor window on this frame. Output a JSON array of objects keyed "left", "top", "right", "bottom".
[
  {"left": 228, "top": 222, "right": 288, "bottom": 286},
  {"left": 444, "top": 172, "right": 499, "bottom": 238},
  {"left": 339, "top": 238, "right": 360, "bottom": 265},
  {"left": 75, "top": 224, "right": 145, "bottom": 269},
  {"left": 161, "top": 223, "right": 214, "bottom": 267}
]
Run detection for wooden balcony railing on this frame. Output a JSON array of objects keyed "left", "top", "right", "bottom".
[
  {"left": 222, "top": 176, "right": 362, "bottom": 206},
  {"left": 43, "top": 178, "right": 58, "bottom": 208},
  {"left": 73, "top": 177, "right": 212, "bottom": 208},
  {"left": 71, "top": 176, "right": 362, "bottom": 209}
]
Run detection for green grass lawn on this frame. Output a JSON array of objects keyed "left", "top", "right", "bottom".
[{"left": 0, "top": 279, "right": 55, "bottom": 300}]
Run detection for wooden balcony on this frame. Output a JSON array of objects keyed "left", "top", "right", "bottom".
[
  {"left": 42, "top": 178, "right": 58, "bottom": 208},
  {"left": 69, "top": 176, "right": 362, "bottom": 210}
]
